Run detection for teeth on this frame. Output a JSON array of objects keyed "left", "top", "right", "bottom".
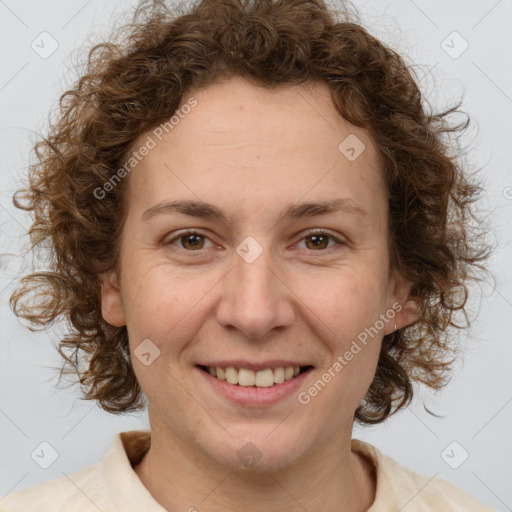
[
  {"left": 225, "top": 366, "right": 238, "bottom": 385},
  {"left": 238, "top": 368, "right": 255, "bottom": 386},
  {"left": 273, "top": 367, "right": 284, "bottom": 384},
  {"left": 255, "top": 369, "right": 274, "bottom": 387},
  {"left": 207, "top": 365, "right": 307, "bottom": 387}
]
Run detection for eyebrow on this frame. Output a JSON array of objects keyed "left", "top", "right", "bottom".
[
  {"left": 142, "top": 198, "right": 369, "bottom": 223},
  {"left": 142, "top": 198, "right": 369, "bottom": 222}
]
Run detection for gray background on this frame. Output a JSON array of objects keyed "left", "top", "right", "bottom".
[{"left": 0, "top": 0, "right": 511, "bottom": 509}]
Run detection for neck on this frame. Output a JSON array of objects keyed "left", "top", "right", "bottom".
[{"left": 133, "top": 416, "right": 376, "bottom": 512}]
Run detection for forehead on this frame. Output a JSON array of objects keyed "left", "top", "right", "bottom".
[{"left": 125, "top": 76, "right": 387, "bottom": 225}]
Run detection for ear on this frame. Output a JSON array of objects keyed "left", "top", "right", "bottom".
[
  {"left": 383, "top": 270, "right": 418, "bottom": 336},
  {"left": 99, "top": 269, "right": 126, "bottom": 327}
]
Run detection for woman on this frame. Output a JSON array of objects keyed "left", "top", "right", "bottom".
[{"left": 4, "top": 0, "right": 495, "bottom": 510}]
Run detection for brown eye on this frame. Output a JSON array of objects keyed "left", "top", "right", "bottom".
[
  {"left": 299, "top": 231, "right": 343, "bottom": 253},
  {"left": 304, "top": 233, "right": 331, "bottom": 250},
  {"left": 180, "top": 233, "right": 205, "bottom": 250},
  {"left": 165, "top": 230, "right": 213, "bottom": 252}
]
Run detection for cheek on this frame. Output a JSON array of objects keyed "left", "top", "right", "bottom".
[
  {"left": 308, "top": 276, "right": 385, "bottom": 402},
  {"left": 121, "top": 264, "right": 215, "bottom": 353},
  {"left": 296, "top": 265, "right": 388, "bottom": 343}
]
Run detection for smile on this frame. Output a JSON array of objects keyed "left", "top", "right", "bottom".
[{"left": 198, "top": 365, "right": 313, "bottom": 388}]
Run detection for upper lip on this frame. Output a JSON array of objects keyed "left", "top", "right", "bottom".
[{"left": 197, "top": 360, "right": 313, "bottom": 371}]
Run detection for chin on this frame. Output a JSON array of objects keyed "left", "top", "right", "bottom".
[{"left": 204, "top": 425, "right": 310, "bottom": 473}]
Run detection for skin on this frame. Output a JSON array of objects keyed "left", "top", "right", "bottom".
[{"left": 100, "top": 76, "right": 417, "bottom": 511}]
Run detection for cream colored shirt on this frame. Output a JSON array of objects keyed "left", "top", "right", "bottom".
[{"left": 0, "top": 430, "right": 495, "bottom": 511}]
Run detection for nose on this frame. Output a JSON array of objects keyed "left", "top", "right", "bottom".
[{"left": 215, "top": 241, "right": 296, "bottom": 340}]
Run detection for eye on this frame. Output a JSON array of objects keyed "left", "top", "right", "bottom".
[
  {"left": 164, "top": 230, "right": 214, "bottom": 251},
  {"left": 296, "top": 230, "right": 345, "bottom": 253}
]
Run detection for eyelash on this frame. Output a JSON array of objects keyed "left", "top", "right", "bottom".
[{"left": 164, "top": 229, "right": 346, "bottom": 255}]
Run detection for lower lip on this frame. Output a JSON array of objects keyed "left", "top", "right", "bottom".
[{"left": 196, "top": 367, "right": 313, "bottom": 407}]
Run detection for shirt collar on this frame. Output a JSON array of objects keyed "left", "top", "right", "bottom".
[{"left": 101, "top": 430, "right": 393, "bottom": 511}]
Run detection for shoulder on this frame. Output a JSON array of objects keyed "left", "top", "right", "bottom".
[
  {"left": 0, "top": 430, "right": 152, "bottom": 512},
  {"left": 351, "top": 439, "right": 497, "bottom": 511},
  {"left": 0, "top": 461, "right": 110, "bottom": 512}
]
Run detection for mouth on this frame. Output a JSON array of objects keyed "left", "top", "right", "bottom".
[{"left": 197, "top": 364, "right": 314, "bottom": 388}]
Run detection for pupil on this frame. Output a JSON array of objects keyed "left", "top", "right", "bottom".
[
  {"left": 185, "top": 234, "right": 202, "bottom": 248},
  {"left": 309, "top": 235, "right": 327, "bottom": 249}
]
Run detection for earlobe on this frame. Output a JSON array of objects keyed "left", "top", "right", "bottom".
[
  {"left": 393, "top": 299, "right": 419, "bottom": 331},
  {"left": 384, "top": 272, "right": 419, "bottom": 335},
  {"left": 99, "top": 270, "right": 126, "bottom": 327}
]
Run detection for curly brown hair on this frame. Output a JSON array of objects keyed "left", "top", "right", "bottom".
[{"left": 10, "top": 0, "right": 493, "bottom": 424}]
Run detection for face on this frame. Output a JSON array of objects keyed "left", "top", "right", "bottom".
[{"left": 101, "top": 76, "right": 415, "bottom": 472}]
